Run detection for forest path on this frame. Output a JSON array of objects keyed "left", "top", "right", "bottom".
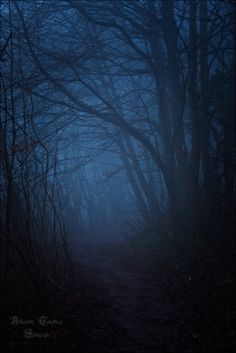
[{"left": 70, "top": 238, "right": 180, "bottom": 353}]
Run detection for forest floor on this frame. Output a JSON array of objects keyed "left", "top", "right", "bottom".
[
  {"left": 63, "top": 234, "right": 235, "bottom": 353},
  {"left": 72, "top": 241, "right": 176, "bottom": 353},
  {"left": 1, "top": 234, "right": 235, "bottom": 353}
]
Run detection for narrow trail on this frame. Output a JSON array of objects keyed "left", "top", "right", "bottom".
[{"left": 70, "top": 237, "right": 180, "bottom": 353}]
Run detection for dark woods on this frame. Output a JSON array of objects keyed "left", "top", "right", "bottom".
[{"left": 0, "top": 0, "right": 235, "bottom": 352}]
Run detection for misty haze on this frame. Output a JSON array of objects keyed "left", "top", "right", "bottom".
[{"left": 0, "top": 1, "right": 235, "bottom": 352}]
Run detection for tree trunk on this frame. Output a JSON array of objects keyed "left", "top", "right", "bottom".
[{"left": 189, "top": 0, "right": 200, "bottom": 219}]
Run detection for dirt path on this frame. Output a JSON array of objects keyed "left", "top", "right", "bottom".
[{"left": 72, "top": 241, "right": 180, "bottom": 353}]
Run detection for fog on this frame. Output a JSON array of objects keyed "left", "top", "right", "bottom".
[{"left": 0, "top": 1, "right": 235, "bottom": 352}]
